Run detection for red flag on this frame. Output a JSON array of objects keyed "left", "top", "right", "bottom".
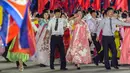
[
  {"left": 120, "top": 0, "right": 128, "bottom": 11},
  {"left": 84, "top": 0, "right": 90, "bottom": 10},
  {"left": 78, "top": 0, "right": 82, "bottom": 5},
  {"left": 92, "top": 0, "right": 100, "bottom": 10},
  {"left": 38, "top": 0, "right": 48, "bottom": 14},
  {"left": 114, "top": 0, "right": 128, "bottom": 11},
  {"left": 50, "top": 0, "right": 56, "bottom": 10},
  {"left": 114, "top": 0, "right": 122, "bottom": 9},
  {"left": 62, "top": 0, "right": 68, "bottom": 12},
  {"left": 103, "top": 0, "right": 110, "bottom": 9}
]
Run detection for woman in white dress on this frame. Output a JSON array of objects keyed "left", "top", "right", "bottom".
[{"left": 35, "top": 10, "right": 50, "bottom": 67}]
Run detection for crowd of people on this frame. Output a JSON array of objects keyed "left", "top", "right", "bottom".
[
  {"left": 30, "top": 7, "right": 130, "bottom": 71},
  {"left": 1, "top": 4, "right": 130, "bottom": 72}
]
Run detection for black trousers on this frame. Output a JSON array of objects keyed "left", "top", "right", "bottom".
[
  {"left": 50, "top": 35, "right": 66, "bottom": 69},
  {"left": 91, "top": 33, "right": 104, "bottom": 63},
  {"left": 102, "top": 36, "right": 118, "bottom": 68}
]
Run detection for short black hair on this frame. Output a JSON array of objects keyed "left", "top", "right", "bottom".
[
  {"left": 88, "top": 7, "right": 92, "bottom": 12},
  {"left": 121, "top": 12, "right": 127, "bottom": 18},
  {"left": 114, "top": 10, "right": 118, "bottom": 14},
  {"left": 106, "top": 7, "right": 114, "bottom": 13},
  {"left": 90, "top": 10, "right": 96, "bottom": 14},
  {"left": 54, "top": 9, "right": 61, "bottom": 14}
]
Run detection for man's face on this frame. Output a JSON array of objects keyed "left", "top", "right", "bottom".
[
  {"left": 55, "top": 12, "right": 61, "bottom": 18},
  {"left": 107, "top": 10, "right": 114, "bottom": 17},
  {"left": 91, "top": 12, "right": 97, "bottom": 18}
]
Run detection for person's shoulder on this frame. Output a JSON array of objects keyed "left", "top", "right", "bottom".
[{"left": 49, "top": 18, "right": 55, "bottom": 22}]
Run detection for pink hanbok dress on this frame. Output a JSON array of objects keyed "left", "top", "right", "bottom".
[
  {"left": 120, "top": 18, "right": 130, "bottom": 64},
  {"left": 66, "top": 20, "right": 92, "bottom": 64}
]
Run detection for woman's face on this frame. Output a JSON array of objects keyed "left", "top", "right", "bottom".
[
  {"left": 43, "top": 13, "right": 49, "bottom": 19},
  {"left": 77, "top": 11, "right": 83, "bottom": 19}
]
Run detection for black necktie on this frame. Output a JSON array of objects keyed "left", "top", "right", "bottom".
[
  {"left": 55, "top": 18, "right": 58, "bottom": 31},
  {"left": 110, "top": 18, "right": 113, "bottom": 34}
]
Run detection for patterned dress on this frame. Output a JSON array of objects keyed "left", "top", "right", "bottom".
[
  {"left": 66, "top": 20, "right": 92, "bottom": 64},
  {"left": 120, "top": 18, "right": 130, "bottom": 64},
  {"left": 35, "top": 19, "right": 50, "bottom": 65}
]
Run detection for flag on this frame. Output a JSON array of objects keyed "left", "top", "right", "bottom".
[
  {"left": 0, "top": 0, "right": 28, "bottom": 28},
  {"left": 103, "top": 0, "right": 110, "bottom": 9},
  {"left": 0, "top": 0, "right": 36, "bottom": 56},
  {"left": 84, "top": 0, "right": 90, "bottom": 10},
  {"left": 114, "top": 0, "right": 122, "bottom": 9},
  {"left": 120, "top": 0, "right": 128, "bottom": 11},
  {"left": 92, "top": 0, "right": 100, "bottom": 10},
  {"left": 78, "top": 0, "right": 82, "bottom": 6},
  {"left": 38, "top": 0, "right": 48, "bottom": 14},
  {"left": 62, "top": 0, "right": 68, "bottom": 12},
  {"left": 50, "top": 0, "right": 56, "bottom": 10},
  {"left": 114, "top": 0, "right": 128, "bottom": 11}
]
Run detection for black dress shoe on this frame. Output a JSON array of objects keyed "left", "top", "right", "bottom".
[
  {"left": 40, "top": 64, "right": 47, "bottom": 67},
  {"left": 94, "top": 62, "right": 99, "bottom": 66},
  {"left": 77, "top": 67, "right": 81, "bottom": 70},
  {"left": 106, "top": 67, "right": 111, "bottom": 70},
  {"left": 113, "top": 66, "right": 119, "bottom": 69},
  {"left": 60, "top": 68, "right": 68, "bottom": 70},
  {"left": 50, "top": 67, "right": 55, "bottom": 70}
]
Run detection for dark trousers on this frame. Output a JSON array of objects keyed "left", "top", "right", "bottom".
[
  {"left": 50, "top": 35, "right": 66, "bottom": 69},
  {"left": 102, "top": 36, "right": 118, "bottom": 68},
  {"left": 91, "top": 33, "right": 103, "bottom": 63}
]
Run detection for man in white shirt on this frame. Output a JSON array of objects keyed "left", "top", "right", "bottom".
[
  {"left": 96, "top": 8, "right": 130, "bottom": 70},
  {"left": 87, "top": 10, "right": 102, "bottom": 66},
  {"left": 47, "top": 9, "right": 67, "bottom": 70}
]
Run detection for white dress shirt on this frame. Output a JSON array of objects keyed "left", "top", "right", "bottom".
[
  {"left": 47, "top": 18, "right": 67, "bottom": 35},
  {"left": 87, "top": 18, "right": 100, "bottom": 33}
]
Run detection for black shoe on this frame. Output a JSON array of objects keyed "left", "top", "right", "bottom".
[
  {"left": 106, "top": 67, "right": 111, "bottom": 70},
  {"left": 60, "top": 68, "right": 68, "bottom": 70},
  {"left": 77, "top": 67, "right": 81, "bottom": 70},
  {"left": 75, "top": 64, "right": 77, "bottom": 66},
  {"left": 113, "top": 66, "right": 119, "bottom": 69},
  {"left": 93, "top": 58, "right": 99, "bottom": 66},
  {"left": 40, "top": 64, "right": 47, "bottom": 67},
  {"left": 23, "top": 62, "right": 27, "bottom": 67},
  {"left": 94, "top": 62, "right": 99, "bottom": 66},
  {"left": 50, "top": 67, "right": 55, "bottom": 70}
]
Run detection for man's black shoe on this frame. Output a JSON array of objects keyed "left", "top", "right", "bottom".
[
  {"left": 60, "top": 68, "right": 68, "bottom": 70},
  {"left": 106, "top": 67, "right": 111, "bottom": 70},
  {"left": 113, "top": 66, "right": 119, "bottom": 69},
  {"left": 50, "top": 67, "right": 55, "bottom": 70}
]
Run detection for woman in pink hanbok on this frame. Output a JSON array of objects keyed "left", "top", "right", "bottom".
[
  {"left": 66, "top": 10, "right": 92, "bottom": 70},
  {"left": 120, "top": 13, "right": 130, "bottom": 65}
]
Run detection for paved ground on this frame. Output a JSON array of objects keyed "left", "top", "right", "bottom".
[{"left": 0, "top": 57, "right": 130, "bottom": 73}]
